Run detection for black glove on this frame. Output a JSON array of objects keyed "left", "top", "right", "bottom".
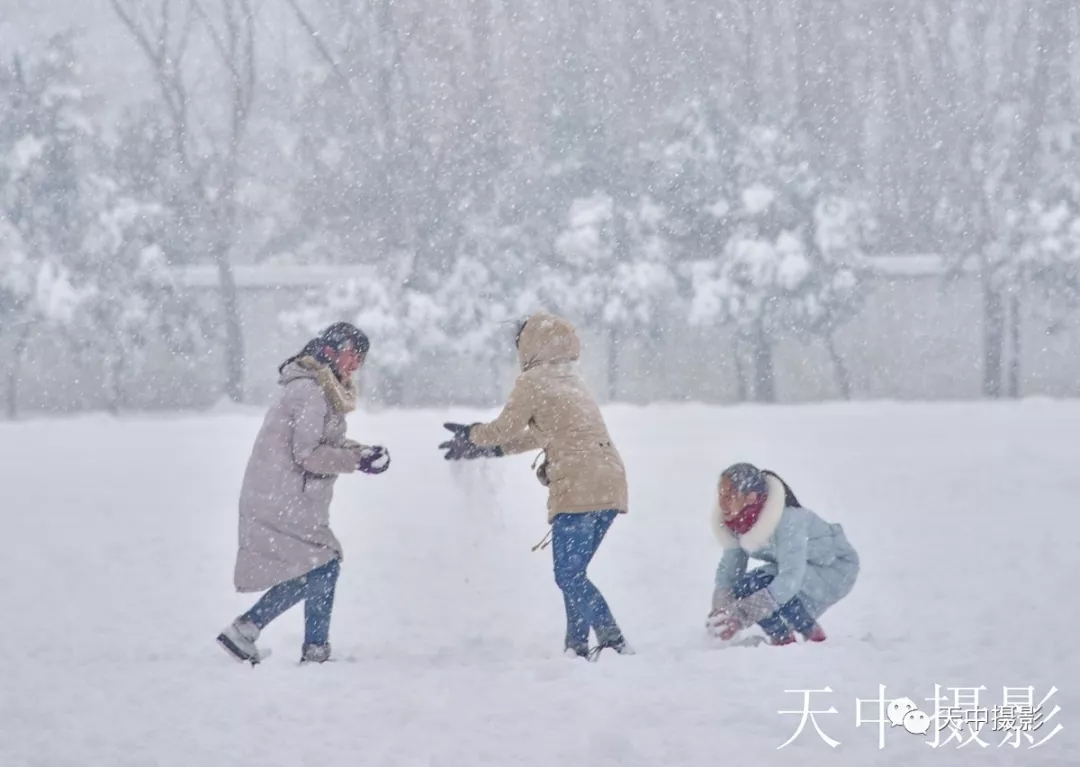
[
  {"left": 439, "top": 422, "right": 503, "bottom": 460},
  {"left": 535, "top": 459, "right": 549, "bottom": 486},
  {"left": 356, "top": 445, "right": 390, "bottom": 474}
]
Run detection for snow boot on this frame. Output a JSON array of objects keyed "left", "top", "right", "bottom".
[
  {"left": 564, "top": 643, "right": 589, "bottom": 660},
  {"left": 804, "top": 623, "right": 827, "bottom": 642},
  {"left": 217, "top": 618, "right": 267, "bottom": 665},
  {"left": 301, "top": 643, "right": 332, "bottom": 664}
]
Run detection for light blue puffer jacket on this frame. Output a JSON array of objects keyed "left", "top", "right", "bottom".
[{"left": 713, "top": 474, "right": 859, "bottom": 617}]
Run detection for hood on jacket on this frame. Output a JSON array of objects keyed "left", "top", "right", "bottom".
[
  {"left": 278, "top": 355, "right": 357, "bottom": 414},
  {"left": 516, "top": 312, "right": 581, "bottom": 371}
]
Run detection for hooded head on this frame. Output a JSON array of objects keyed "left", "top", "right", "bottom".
[{"left": 514, "top": 312, "right": 581, "bottom": 371}]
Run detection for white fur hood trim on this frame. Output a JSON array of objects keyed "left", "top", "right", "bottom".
[{"left": 711, "top": 473, "right": 788, "bottom": 552}]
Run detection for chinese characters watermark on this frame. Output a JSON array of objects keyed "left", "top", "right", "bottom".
[{"left": 777, "top": 684, "right": 1063, "bottom": 750}]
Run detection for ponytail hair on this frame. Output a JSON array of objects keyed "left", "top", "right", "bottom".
[{"left": 762, "top": 469, "right": 802, "bottom": 508}]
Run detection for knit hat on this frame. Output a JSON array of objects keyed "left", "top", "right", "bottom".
[
  {"left": 315, "top": 322, "right": 369, "bottom": 354},
  {"left": 280, "top": 322, "right": 369, "bottom": 376},
  {"left": 719, "top": 463, "right": 769, "bottom": 536},
  {"left": 721, "top": 462, "right": 767, "bottom": 495}
]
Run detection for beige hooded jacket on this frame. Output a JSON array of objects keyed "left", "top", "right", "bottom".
[{"left": 469, "top": 312, "right": 628, "bottom": 522}]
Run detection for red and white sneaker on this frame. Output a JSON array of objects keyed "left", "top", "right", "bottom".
[
  {"left": 768, "top": 629, "right": 797, "bottom": 646},
  {"left": 805, "top": 623, "right": 827, "bottom": 642}
]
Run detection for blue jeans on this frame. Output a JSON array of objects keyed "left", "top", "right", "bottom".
[
  {"left": 552, "top": 510, "right": 623, "bottom": 651},
  {"left": 241, "top": 558, "right": 340, "bottom": 647},
  {"left": 731, "top": 568, "right": 817, "bottom": 640}
]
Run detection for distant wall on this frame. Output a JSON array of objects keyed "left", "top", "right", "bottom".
[{"left": 4, "top": 259, "right": 1078, "bottom": 416}]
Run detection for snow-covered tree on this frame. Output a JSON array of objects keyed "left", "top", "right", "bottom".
[
  {"left": 0, "top": 34, "right": 90, "bottom": 416},
  {"left": 543, "top": 193, "right": 617, "bottom": 324},
  {"left": 688, "top": 126, "right": 873, "bottom": 401},
  {"left": 109, "top": 0, "right": 258, "bottom": 403},
  {"left": 599, "top": 196, "right": 678, "bottom": 399},
  {"left": 69, "top": 175, "right": 211, "bottom": 413},
  {"left": 435, "top": 211, "right": 529, "bottom": 400},
  {"left": 436, "top": 257, "right": 509, "bottom": 355},
  {"left": 0, "top": 35, "right": 215, "bottom": 416},
  {"left": 0, "top": 217, "right": 84, "bottom": 416},
  {"left": 644, "top": 98, "right": 738, "bottom": 264},
  {"left": 281, "top": 273, "right": 445, "bottom": 406},
  {"left": 1013, "top": 124, "right": 1080, "bottom": 294},
  {"left": 982, "top": 121, "right": 1080, "bottom": 396},
  {"left": 539, "top": 190, "right": 678, "bottom": 399}
]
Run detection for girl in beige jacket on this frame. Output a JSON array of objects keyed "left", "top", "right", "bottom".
[{"left": 440, "top": 312, "right": 633, "bottom": 660}]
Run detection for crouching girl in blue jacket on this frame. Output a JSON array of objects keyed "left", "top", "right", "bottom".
[{"left": 706, "top": 463, "right": 859, "bottom": 645}]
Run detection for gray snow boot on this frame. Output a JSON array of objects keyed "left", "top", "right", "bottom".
[
  {"left": 301, "top": 643, "right": 332, "bottom": 664},
  {"left": 564, "top": 643, "right": 589, "bottom": 660},
  {"left": 217, "top": 618, "right": 269, "bottom": 665}
]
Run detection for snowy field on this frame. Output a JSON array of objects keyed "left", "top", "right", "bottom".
[{"left": 1, "top": 400, "right": 1077, "bottom": 766}]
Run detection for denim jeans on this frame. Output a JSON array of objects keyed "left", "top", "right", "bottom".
[
  {"left": 241, "top": 558, "right": 340, "bottom": 647},
  {"left": 730, "top": 567, "right": 817, "bottom": 640},
  {"left": 551, "top": 510, "right": 623, "bottom": 651}
]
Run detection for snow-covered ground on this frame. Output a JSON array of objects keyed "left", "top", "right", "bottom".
[{"left": 1, "top": 400, "right": 1076, "bottom": 766}]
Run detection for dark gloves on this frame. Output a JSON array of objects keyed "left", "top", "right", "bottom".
[
  {"left": 356, "top": 445, "right": 391, "bottom": 474},
  {"left": 439, "top": 422, "right": 503, "bottom": 460}
]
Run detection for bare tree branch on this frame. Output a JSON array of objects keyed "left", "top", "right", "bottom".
[
  {"left": 109, "top": 0, "right": 193, "bottom": 168},
  {"left": 282, "top": 0, "right": 355, "bottom": 93},
  {"left": 176, "top": 1, "right": 197, "bottom": 63},
  {"left": 109, "top": 0, "right": 255, "bottom": 402},
  {"left": 190, "top": 0, "right": 242, "bottom": 86}
]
